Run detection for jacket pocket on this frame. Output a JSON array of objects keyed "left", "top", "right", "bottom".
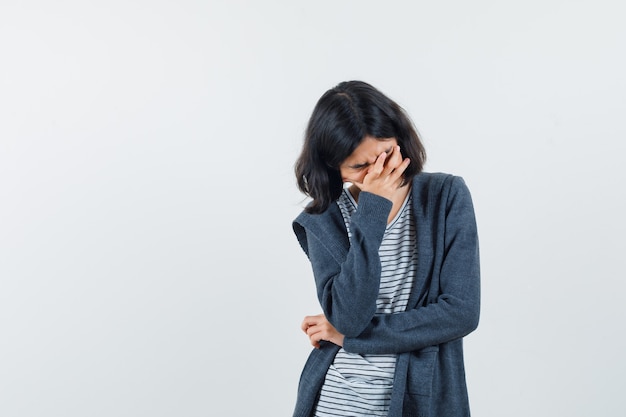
[{"left": 403, "top": 346, "right": 439, "bottom": 417}]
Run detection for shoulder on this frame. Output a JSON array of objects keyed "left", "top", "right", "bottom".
[
  {"left": 292, "top": 202, "right": 348, "bottom": 257},
  {"left": 412, "top": 172, "right": 471, "bottom": 202},
  {"left": 410, "top": 172, "right": 476, "bottom": 228},
  {"left": 412, "top": 171, "right": 466, "bottom": 190},
  {"left": 293, "top": 201, "right": 343, "bottom": 234}
]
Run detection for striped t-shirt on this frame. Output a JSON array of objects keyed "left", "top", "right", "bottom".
[{"left": 313, "top": 189, "right": 417, "bottom": 417}]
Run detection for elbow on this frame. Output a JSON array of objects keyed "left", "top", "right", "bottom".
[
  {"left": 335, "top": 320, "right": 371, "bottom": 339},
  {"left": 467, "top": 308, "right": 480, "bottom": 334},
  {"left": 441, "top": 293, "right": 480, "bottom": 337},
  {"left": 326, "top": 305, "right": 376, "bottom": 338},
  {"left": 459, "top": 302, "right": 480, "bottom": 336},
  {"left": 449, "top": 282, "right": 480, "bottom": 336},
  {"left": 320, "top": 284, "right": 378, "bottom": 338}
]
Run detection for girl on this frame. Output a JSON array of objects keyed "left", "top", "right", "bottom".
[{"left": 292, "top": 81, "right": 480, "bottom": 417}]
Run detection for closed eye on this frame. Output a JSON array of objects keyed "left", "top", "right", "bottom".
[
  {"left": 349, "top": 163, "right": 370, "bottom": 170},
  {"left": 348, "top": 147, "right": 393, "bottom": 169}
]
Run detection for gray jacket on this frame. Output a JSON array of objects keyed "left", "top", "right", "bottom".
[{"left": 292, "top": 173, "right": 480, "bottom": 417}]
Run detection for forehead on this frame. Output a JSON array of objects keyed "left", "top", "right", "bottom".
[{"left": 343, "top": 136, "right": 397, "bottom": 164}]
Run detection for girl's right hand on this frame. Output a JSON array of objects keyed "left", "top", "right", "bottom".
[{"left": 353, "top": 145, "right": 410, "bottom": 201}]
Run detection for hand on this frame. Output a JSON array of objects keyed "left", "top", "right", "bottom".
[
  {"left": 353, "top": 145, "right": 410, "bottom": 201},
  {"left": 301, "top": 314, "right": 345, "bottom": 349}
]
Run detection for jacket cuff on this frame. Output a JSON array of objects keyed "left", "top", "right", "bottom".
[{"left": 353, "top": 192, "right": 392, "bottom": 223}]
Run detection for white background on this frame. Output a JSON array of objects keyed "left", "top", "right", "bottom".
[{"left": 1, "top": 1, "right": 624, "bottom": 416}]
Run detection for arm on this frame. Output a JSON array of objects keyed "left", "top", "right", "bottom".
[
  {"left": 343, "top": 177, "right": 480, "bottom": 354},
  {"left": 304, "top": 192, "right": 392, "bottom": 337},
  {"left": 302, "top": 147, "right": 411, "bottom": 338}
]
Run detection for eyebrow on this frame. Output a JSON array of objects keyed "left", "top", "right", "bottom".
[
  {"left": 347, "top": 146, "right": 393, "bottom": 169},
  {"left": 348, "top": 162, "right": 370, "bottom": 169}
]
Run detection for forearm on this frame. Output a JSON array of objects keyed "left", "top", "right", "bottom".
[
  {"left": 309, "top": 192, "right": 392, "bottom": 337},
  {"left": 343, "top": 288, "right": 479, "bottom": 354}
]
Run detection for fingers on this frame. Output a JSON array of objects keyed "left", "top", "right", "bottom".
[
  {"left": 392, "top": 155, "right": 411, "bottom": 184},
  {"left": 306, "top": 326, "right": 323, "bottom": 348},
  {"left": 389, "top": 146, "right": 408, "bottom": 173},
  {"left": 307, "top": 323, "right": 333, "bottom": 349},
  {"left": 301, "top": 314, "right": 323, "bottom": 333},
  {"left": 372, "top": 146, "right": 408, "bottom": 178},
  {"left": 359, "top": 146, "right": 410, "bottom": 197},
  {"left": 301, "top": 318, "right": 310, "bottom": 333},
  {"left": 387, "top": 146, "right": 410, "bottom": 184},
  {"left": 301, "top": 314, "right": 332, "bottom": 349},
  {"left": 383, "top": 146, "right": 402, "bottom": 174},
  {"left": 371, "top": 150, "right": 388, "bottom": 176}
]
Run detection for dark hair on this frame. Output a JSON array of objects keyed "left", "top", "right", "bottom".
[{"left": 295, "top": 80, "right": 426, "bottom": 213}]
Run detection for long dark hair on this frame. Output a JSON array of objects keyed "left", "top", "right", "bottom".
[{"left": 295, "top": 80, "right": 426, "bottom": 213}]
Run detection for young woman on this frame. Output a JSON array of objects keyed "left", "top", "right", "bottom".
[{"left": 292, "top": 81, "right": 480, "bottom": 417}]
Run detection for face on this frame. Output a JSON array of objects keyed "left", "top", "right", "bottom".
[{"left": 339, "top": 136, "right": 398, "bottom": 185}]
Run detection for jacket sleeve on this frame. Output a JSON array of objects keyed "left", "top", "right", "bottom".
[
  {"left": 301, "top": 192, "right": 392, "bottom": 338},
  {"left": 342, "top": 177, "right": 480, "bottom": 354}
]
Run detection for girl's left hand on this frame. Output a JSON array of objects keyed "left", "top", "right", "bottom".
[{"left": 301, "top": 314, "right": 345, "bottom": 349}]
